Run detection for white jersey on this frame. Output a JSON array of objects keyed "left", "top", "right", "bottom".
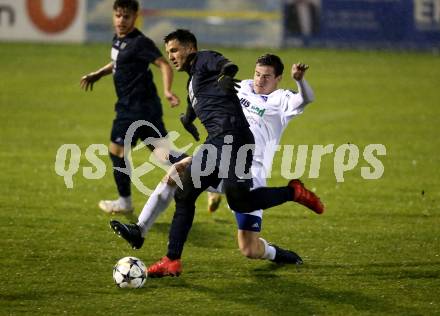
[{"left": 237, "top": 79, "right": 314, "bottom": 176}]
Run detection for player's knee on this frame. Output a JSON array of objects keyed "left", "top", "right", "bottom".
[
  {"left": 163, "top": 157, "right": 192, "bottom": 186},
  {"left": 109, "top": 142, "right": 124, "bottom": 158}
]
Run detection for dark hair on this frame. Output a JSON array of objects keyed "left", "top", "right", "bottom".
[
  {"left": 256, "top": 54, "right": 284, "bottom": 77},
  {"left": 113, "top": 0, "right": 139, "bottom": 12},
  {"left": 164, "top": 29, "right": 198, "bottom": 50}
]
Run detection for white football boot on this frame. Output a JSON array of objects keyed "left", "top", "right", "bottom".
[{"left": 99, "top": 198, "right": 134, "bottom": 214}]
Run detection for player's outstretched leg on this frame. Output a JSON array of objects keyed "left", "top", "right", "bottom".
[
  {"left": 110, "top": 220, "right": 144, "bottom": 249},
  {"left": 207, "top": 192, "right": 222, "bottom": 213},
  {"left": 288, "top": 179, "right": 324, "bottom": 214},
  {"left": 147, "top": 256, "right": 182, "bottom": 277},
  {"left": 270, "top": 244, "right": 303, "bottom": 265}
]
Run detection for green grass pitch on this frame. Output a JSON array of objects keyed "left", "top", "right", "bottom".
[{"left": 0, "top": 42, "right": 439, "bottom": 315}]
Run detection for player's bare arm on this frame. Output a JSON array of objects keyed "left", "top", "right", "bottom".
[
  {"left": 80, "top": 62, "right": 113, "bottom": 91},
  {"left": 153, "top": 56, "right": 180, "bottom": 107},
  {"left": 291, "top": 62, "right": 309, "bottom": 81}
]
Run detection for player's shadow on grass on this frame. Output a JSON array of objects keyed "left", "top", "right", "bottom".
[
  {"left": 143, "top": 221, "right": 232, "bottom": 250},
  {"left": 122, "top": 212, "right": 138, "bottom": 223},
  {"left": 316, "top": 261, "right": 440, "bottom": 280},
  {"left": 186, "top": 222, "right": 233, "bottom": 249},
  {"left": 186, "top": 266, "right": 420, "bottom": 315}
]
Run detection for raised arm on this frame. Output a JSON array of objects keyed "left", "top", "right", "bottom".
[
  {"left": 281, "top": 62, "right": 315, "bottom": 121},
  {"left": 153, "top": 56, "right": 180, "bottom": 107},
  {"left": 291, "top": 63, "right": 314, "bottom": 104},
  {"left": 80, "top": 62, "right": 113, "bottom": 91}
]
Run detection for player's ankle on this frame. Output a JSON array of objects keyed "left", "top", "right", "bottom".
[{"left": 119, "top": 196, "right": 132, "bottom": 208}]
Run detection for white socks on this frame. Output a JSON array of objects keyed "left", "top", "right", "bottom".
[
  {"left": 118, "top": 196, "right": 132, "bottom": 209},
  {"left": 259, "top": 237, "right": 276, "bottom": 260},
  {"left": 137, "top": 182, "right": 176, "bottom": 237}
]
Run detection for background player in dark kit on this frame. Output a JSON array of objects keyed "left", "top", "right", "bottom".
[{"left": 80, "top": 0, "right": 182, "bottom": 214}]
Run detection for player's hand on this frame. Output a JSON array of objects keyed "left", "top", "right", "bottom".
[
  {"left": 292, "top": 63, "right": 309, "bottom": 81},
  {"left": 217, "top": 74, "right": 240, "bottom": 94},
  {"left": 80, "top": 72, "right": 101, "bottom": 91},
  {"left": 165, "top": 91, "right": 180, "bottom": 107},
  {"left": 180, "top": 113, "right": 200, "bottom": 141}
]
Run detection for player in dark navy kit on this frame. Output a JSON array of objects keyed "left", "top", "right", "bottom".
[
  {"left": 146, "top": 29, "right": 324, "bottom": 277},
  {"left": 80, "top": 0, "right": 182, "bottom": 214}
]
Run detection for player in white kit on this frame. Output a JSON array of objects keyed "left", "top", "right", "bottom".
[{"left": 111, "top": 54, "right": 322, "bottom": 265}]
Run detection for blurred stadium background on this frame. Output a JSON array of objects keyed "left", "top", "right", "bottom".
[
  {"left": 1, "top": 0, "right": 439, "bottom": 49},
  {"left": 1, "top": 1, "right": 439, "bottom": 315}
]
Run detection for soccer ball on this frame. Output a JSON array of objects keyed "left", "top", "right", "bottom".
[{"left": 113, "top": 256, "right": 147, "bottom": 288}]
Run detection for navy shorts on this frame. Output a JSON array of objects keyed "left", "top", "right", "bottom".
[
  {"left": 110, "top": 116, "right": 168, "bottom": 147},
  {"left": 235, "top": 212, "right": 262, "bottom": 232},
  {"left": 191, "top": 130, "right": 255, "bottom": 190}
]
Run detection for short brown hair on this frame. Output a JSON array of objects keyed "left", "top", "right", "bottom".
[
  {"left": 113, "top": 0, "right": 139, "bottom": 12},
  {"left": 256, "top": 54, "right": 284, "bottom": 77},
  {"left": 164, "top": 29, "right": 198, "bottom": 50}
]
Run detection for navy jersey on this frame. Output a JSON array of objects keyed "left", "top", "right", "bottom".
[
  {"left": 187, "top": 50, "right": 249, "bottom": 138},
  {"left": 111, "top": 28, "right": 162, "bottom": 117}
]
